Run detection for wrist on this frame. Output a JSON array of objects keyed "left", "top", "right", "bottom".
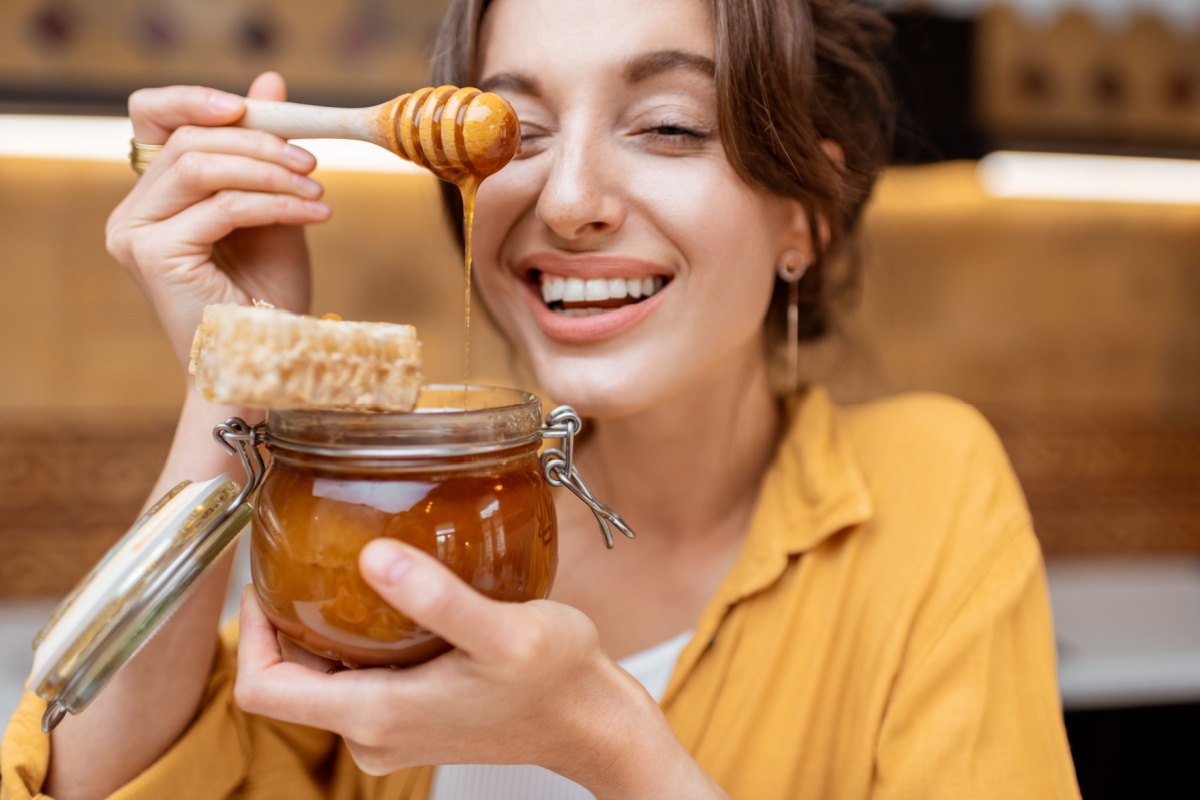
[
  {"left": 179, "top": 382, "right": 259, "bottom": 430},
  {"left": 555, "top": 658, "right": 728, "bottom": 800},
  {"left": 149, "top": 389, "right": 261, "bottom": 503}
]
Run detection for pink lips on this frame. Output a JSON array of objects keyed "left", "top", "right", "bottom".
[{"left": 515, "top": 252, "right": 673, "bottom": 345}]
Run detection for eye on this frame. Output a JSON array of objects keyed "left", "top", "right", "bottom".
[
  {"left": 514, "top": 123, "right": 551, "bottom": 158},
  {"left": 639, "top": 123, "right": 707, "bottom": 140}
]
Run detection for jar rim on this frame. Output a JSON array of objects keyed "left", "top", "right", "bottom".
[{"left": 264, "top": 384, "right": 544, "bottom": 459}]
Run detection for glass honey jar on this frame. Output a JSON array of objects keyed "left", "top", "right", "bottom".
[
  {"left": 30, "top": 385, "right": 633, "bottom": 732},
  {"left": 252, "top": 385, "right": 559, "bottom": 667}
]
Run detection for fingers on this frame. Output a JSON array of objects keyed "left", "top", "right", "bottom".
[
  {"left": 236, "top": 585, "right": 288, "bottom": 674},
  {"left": 128, "top": 73, "right": 292, "bottom": 186},
  {"left": 277, "top": 632, "right": 339, "bottom": 675},
  {"left": 237, "top": 586, "right": 409, "bottom": 735},
  {"left": 358, "top": 540, "right": 518, "bottom": 662},
  {"left": 235, "top": 586, "right": 344, "bottom": 725},
  {"left": 135, "top": 122, "right": 315, "bottom": 180},
  {"left": 111, "top": 124, "right": 326, "bottom": 257},
  {"left": 247, "top": 71, "right": 287, "bottom": 102},
  {"left": 156, "top": 189, "right": 330, "bottom": 252},
  {"left": 129, "top": 85, "right": 246, "bottom": 145},
  {"left": 131, "top": 147, "right": 321, "bottom": 223},
  {"left": 237, "top": 555, "right": 609, "bottom": 769}
]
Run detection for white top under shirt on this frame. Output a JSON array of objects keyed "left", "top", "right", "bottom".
[{"left": 430, "top": 629, "right": 694, "bottom": 800}]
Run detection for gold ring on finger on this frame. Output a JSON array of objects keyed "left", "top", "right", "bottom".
[{"left": 129, "top": 139, "right": 164, "bottom": 175}]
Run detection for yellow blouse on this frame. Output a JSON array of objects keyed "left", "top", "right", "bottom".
[{"left": 2, "top": 388, "right": 1081, "bottom": 799}]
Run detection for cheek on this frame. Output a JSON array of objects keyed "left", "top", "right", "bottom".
[
  {"left": 642, "top": 154, "right": 787, "bottom": 254},
  {"left": 471, "top": 166, "right": 541, "bottom": 270},
  {"left": 647, "top": 166, "right": 787, "bottom": 313}
]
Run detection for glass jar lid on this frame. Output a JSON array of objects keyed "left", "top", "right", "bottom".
[
  {"left": 29, "top": 417, "right": 266, "bottom": 734},
  {"left": 29, "top": 476, "right": 251, "bottom": 732}
]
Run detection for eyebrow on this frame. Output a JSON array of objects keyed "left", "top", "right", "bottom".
[
  {"left": 624, "top": 50, "right": 715, "bottom": 84},
  {"left": 478, "top": 50, "right": 715, "bottom": 98},
  {"left": 478, "top": 72, "right": 542, "bottom": 97}
]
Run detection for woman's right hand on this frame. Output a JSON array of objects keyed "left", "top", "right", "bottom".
[{"left": 106, "top": 71, "right": 332, "bottom": 371}]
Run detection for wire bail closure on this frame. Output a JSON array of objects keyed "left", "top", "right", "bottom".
[
  {"left": 540, "top": 406, "right": 636, "bottom": 549},
  {"left": 213, "top": 417, "right": 268, "bottom": 503}
]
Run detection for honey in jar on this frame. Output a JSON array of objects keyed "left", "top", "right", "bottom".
[{"left": 251, "top": 386, "right": 557, "bottom": 667}]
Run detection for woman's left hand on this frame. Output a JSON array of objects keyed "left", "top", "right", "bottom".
[{"left": 234, "top": 540, "right": 725, "bottom": 797}]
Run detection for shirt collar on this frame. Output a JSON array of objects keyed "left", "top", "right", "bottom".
[
  {"left": 661, "top": 386, "right": 874, "bottom": 707},
  {"left": 659, "top": 386, "right": 874, "bottom": 707},
  {"left": 706, "top": 386, "right": 874, "bottom": 613}
]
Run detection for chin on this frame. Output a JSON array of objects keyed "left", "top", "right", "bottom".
[{"left": 527, "top": 353, "right": 670, "bottom": 420}]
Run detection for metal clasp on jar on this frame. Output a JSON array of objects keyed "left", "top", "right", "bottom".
[
  {"left": 213, "top": 417, "right": 269, "bottom": 505},
  {"left": 540, "top": 406, "right": 636, "bottom": 549}
]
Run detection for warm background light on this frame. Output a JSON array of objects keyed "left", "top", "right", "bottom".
[
  {"left": 979, "top": 151, "right": 1200, "bottom": 205},
  {"left": 0, "top": 114, "right": 424, "bottom": 174}
]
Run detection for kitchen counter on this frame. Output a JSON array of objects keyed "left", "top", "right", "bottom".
[{"left": 1048, "top": 554, "right": 1200, "bottom": 711}]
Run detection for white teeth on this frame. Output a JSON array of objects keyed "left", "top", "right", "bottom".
[
  {"left": 544, "top": 276, "right": 565, "bottom": 302},
  {"left": 562, "top": 277, "right": 586, "bottom": 302},
  {"left": 557, "top": 308, "right": 606, "bottom": 317},
  {"left": 540, "top": 276, "right": 566, "bottom": 303},
  {"left": 537, "top": 272, "right": 667, "bottom": 305},
  {"left": 584, "top": 278, "right": 608, "bottom": 301}
]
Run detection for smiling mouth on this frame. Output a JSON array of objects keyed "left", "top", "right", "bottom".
[{"left": 534, "top": 272, "right": 669, "bottom": 317}]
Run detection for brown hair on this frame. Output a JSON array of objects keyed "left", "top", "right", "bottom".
[{"left": 431, "top": 0, "right": 894, "bottom": 356}]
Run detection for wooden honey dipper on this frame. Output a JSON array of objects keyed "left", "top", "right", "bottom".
[
  {"left": 235, "top": 85, "right": 515, "bottom": 411},
  {"left": 237, "top": 85, "right": 521, "bottom": 182}
]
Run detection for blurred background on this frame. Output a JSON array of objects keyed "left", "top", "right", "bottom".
[{"left": 0, "top": 0, "right": 1197, "bottom": 796}]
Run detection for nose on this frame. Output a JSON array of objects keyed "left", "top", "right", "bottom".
[{"left": 535, "top": 136, "right": 626, "bottom": 245}]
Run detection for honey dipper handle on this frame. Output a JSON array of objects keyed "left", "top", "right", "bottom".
[{"left": 237, "top": 98, "right": 393, "bottom": 151}]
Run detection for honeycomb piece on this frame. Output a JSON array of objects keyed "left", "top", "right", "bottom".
[{"left": 188, "top": 303, "right": 422, "bottom": 410}]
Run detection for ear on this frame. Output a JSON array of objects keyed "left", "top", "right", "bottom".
[
  {"left": 779, "top": 139, "right": 845, "bottom": 264},
  {"left": 821, "top": 139, "right": 846, "bottom": 172},
  {"left": 778, "top": 198, "right": 815, "bottom": 269}
]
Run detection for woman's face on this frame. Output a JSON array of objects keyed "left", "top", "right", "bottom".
[{"left": 471, "top": 0, "right": 806, "bottom": 415}]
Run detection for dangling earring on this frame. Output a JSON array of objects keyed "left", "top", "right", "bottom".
[{"left": 776, "top": 249, "right": 809, "bottom": 394}]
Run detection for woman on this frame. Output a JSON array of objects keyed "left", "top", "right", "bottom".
[{"left": 1, "top": 0, "right": 1081, "bottom": 797}]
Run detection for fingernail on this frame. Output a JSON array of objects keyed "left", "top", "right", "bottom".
[
  {"left": 209, "top": 92, "right": 243, "bottom": 114},
  {"left": 366, "top": 541, "right": 412, "bottom": 586},
  {"left": 284, "top": 143, "right": 313, "bottom": 170},
  {"left": 303, "top": 200, "right": 331, "bottom": 217},
  {"left": 292, "top": 173, "right": 322, "bottom": 197}
]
